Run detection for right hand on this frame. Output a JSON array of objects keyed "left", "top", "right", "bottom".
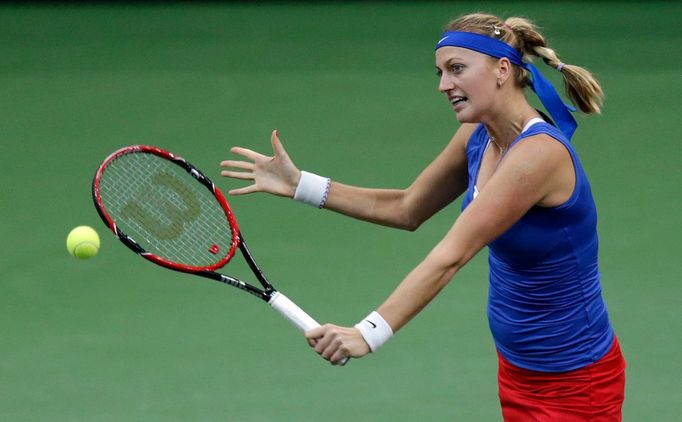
[
  {"left": 305, "top": 324, "right": 371, "bottom": 365},
  {"left": 220, "top": 130, "right": 301, "bottom": 197}
]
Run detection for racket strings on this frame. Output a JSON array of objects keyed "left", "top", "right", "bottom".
[{"left": 99, "top": 152, "right": 234, "bottom": 267}]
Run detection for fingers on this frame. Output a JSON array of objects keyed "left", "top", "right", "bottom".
[
  {"left": 271, "top": 129, "right": 291, "bottom": 160},
  {"left": 330, "top": 349, "right": 349, "bottom": 365},
  {"left": 220, "top": 159, "right": 254, "bottom": 188},
  {"left": 305, "top": 324, "right": 361, "bottom": 365},
  {"left": 228, "top": 129, "right": 288, "bottom": 163},
  {"left": 220, "top": 170, "right": 254, "bottom": 180},
  {"left": 228, "top": 185, "right": 259, "bottom": 196},
  {"left": 230, "top": 146, "right": 263, "bottom": 161},
  {"left": 271, "top": 129, "right": 280, "bottom": 151},
  {"left": 304, "top": 326, "right": 326, "bottom": 340},
  {"left": 313, "top": 328, "right": 338, "bottom": 359},
  {"left": 220, "top": 156, "right": 256, "bottom": 187},
  {"left": 220, "top": 160, "right": 254, "bottom": 171},
  {"left": 220, "top": 130, "right": 297, "bottom": 198},
  {"left": 220, "top": 159, "right": 254, "bottom": 183}
]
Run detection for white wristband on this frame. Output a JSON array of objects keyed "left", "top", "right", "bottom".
[
  {"left": 293, "top": 171, "right": 331, "bottom": 209},
  {"left": 354, "top": 311, "right": 393, "bottom": 353}
]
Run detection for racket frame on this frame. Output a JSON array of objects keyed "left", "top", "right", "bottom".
[
  {"left": 92, "top": 145, "right": 346, "bottom": 363},
  {"left": 92, "top": 145, "right": 281, "bottom": 299}
]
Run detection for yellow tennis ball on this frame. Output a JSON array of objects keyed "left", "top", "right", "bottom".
[{"left": 66, "top": 226, "right": 100, "bottom": 260}]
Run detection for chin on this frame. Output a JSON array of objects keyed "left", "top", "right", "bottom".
[{"left": 453, "top": 110, "right": 477, "bottom": 124}]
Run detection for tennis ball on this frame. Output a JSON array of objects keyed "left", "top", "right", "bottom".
[{"left": 66, "top": 226, "right": 100, "bottom": 260}]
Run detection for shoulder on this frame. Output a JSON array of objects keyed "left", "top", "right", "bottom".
[
  {"left": 450, "top": 123, "right": 486, "bottom": 153},
  {"left": 437, "top": 123, "right": 480, "bottom": 157},
  {"left": 506, "top": 133, "right": 570, "bottom": 172},
  {"left": 452, "top": 123, "right": 480, "bottom": 145},
  {"left": 519, "top": 122, "right": 572, "bottom": 151},
  {"left": 466, "top": 123, "right": 487, "bottom": 146},
  {"left": 500, "top": 132, "right": 575, "bottom": 207}
]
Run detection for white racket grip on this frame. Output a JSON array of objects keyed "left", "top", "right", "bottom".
[
  {"left": 268, "top": 291, "right": 320, "bottom": 332},
  {"left": 268, "top": 291, "right": 349, "bottom": 366}
]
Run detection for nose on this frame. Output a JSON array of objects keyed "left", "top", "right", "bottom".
[{"left": 438, "top": 73, "right": 454, "bottom": 93}]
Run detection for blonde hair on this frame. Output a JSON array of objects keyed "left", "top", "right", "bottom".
[{"left": 445, "top": 13, "right": 604, "bottom": 114}]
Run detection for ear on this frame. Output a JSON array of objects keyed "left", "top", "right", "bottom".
[{"left": 496, "top": 57, "right": 513, "bottom": 85}]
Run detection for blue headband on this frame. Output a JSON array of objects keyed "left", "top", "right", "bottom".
[{"left": 436, "top": 31, "right": 577, "bottom": 139}]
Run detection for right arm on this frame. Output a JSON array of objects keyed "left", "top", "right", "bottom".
[{"left": 219, "top": 125, "right": 476, "bottom": 230}]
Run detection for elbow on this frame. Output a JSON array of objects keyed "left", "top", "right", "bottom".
[
  {"left": 439, "top": 256, "right": 464, "bottom": 281},
  {"left": 398, "top": 204, "right": 428, "bottom": 232},
  {"left": 395, "top": 214, "right": 426, "bottom": 232},
  {"left": 402, "top": 218, "right": 423, "bottom": 232},
  {"left": 430, "top": 243, "right": 470, "bottom": 279},
  {"left": 382, "top": 188, "right": 431, "bottom": 231},
  {"left": 396, "top": 190, "right": 437, "bottom": 232}
]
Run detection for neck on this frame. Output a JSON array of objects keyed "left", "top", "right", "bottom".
[{"left": 483, "top": 94, "right": 539, "bottom": 151}]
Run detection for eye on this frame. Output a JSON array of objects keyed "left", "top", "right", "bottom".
[
  {"left": 436, "top": 69, "right": 443, "bottom": 77},
  {"left": 451, "top": 63, "right": 465, "bottom": 73}
]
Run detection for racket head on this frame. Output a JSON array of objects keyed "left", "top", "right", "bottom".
[{"left": 92, "top": 145, "right": 240, "bottom": 272}]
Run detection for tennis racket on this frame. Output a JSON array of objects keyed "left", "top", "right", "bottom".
[{"left": 92, "top": 145, "right": 347, "bottom": 364}]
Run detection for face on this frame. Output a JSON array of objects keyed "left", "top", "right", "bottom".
[{"left": 435, "top": 47, "right": 500, "bottom": 123}]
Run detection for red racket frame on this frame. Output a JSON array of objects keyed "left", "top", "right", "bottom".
[{"left": 92, "top": 145, "right": 241, "bottom": 274}]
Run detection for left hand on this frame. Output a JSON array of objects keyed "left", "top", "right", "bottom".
[
  {"left": 219, "top": 130, "right": 301, "bottom": 198},
  {"left": 305, "top": 324, "right": 370, "bottom": 365}
]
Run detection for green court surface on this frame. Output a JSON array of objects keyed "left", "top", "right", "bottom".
[{"left": 1, "top": 2, "right": 680, "bottom": 420}]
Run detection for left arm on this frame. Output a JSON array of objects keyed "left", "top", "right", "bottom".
[{"left": 306, "top": 134, "right": 574, "bottom": 363}]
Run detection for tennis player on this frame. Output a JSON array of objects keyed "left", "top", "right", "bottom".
[{"left": 220, "top": 13, "right": 626, "bottom": 421}]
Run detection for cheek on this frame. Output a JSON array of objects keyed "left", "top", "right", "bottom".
[
  {"left": 461, "top": 68, "right": 495, "bottom": 95},
  {"left": 465, "top": 79, "right": 495, "bottom": 106},
  {"left": 479, "top": 83, "right": 498, "bottom": 102},
  {"left": 474, "top": 71, "right": 497, "bottom": 91},
  {"left": 475, "top": 77, "right": 501, "bottom": 106},
  {"left": 458, "top": 79, "right": 497, "bottom": 120}
]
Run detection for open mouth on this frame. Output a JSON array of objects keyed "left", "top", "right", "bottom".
[{"left": 450, "top": 96, "right": 468, "bottom": 106}]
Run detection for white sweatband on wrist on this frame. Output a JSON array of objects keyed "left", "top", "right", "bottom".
[
  {"left": 293, "top": 171, "right": 331, "bottom": 208},
  {"left": 354, "top": 311, "right": 393, "bottom": 353}
]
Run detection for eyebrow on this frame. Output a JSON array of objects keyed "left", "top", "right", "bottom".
[{"left": 435, "top": 57, "right": 464, "bottom": 71}]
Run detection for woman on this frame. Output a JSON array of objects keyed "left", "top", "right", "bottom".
[{"left": 220, "top": 13, "right": 626, "bottom": 421}]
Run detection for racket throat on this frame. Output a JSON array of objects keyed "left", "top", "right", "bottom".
[{"left": 211, "top": 273, "right": 270, "bottom": 301}]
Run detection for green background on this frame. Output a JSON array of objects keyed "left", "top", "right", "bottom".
[{"left": 1, "top": 2, "right": 680, "bottom": 420}]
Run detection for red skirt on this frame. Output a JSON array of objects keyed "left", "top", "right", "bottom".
[{"left": 497, "top": 338, "right": 626, "bottom": 421}]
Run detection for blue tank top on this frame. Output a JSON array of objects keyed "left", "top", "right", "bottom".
[{"left": 461, "top": 122, "right": 614, "bottom": 372}]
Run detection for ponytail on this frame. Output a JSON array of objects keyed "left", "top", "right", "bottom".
[
  {"left": 446, "top": 13, "right": 605, "bottom": 114},
  {"left": 505, "top": 17, "right": 604, "bottom": 114}
]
